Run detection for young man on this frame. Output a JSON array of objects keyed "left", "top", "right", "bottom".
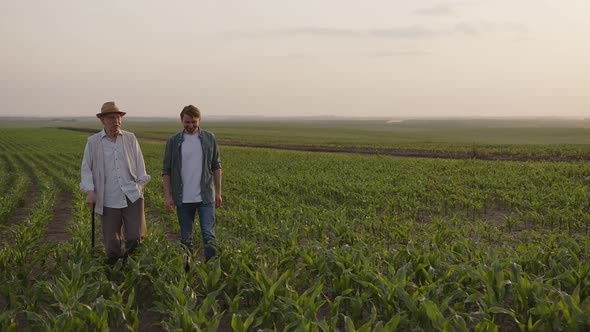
[
  {"left": 80, "top": 101, "right": 150, "bottom": 264},
  {"left": 162, "top": 105, "right": 222, "bottom": 265}
]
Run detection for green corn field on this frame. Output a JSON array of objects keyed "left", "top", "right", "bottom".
[{"left": 1, "top": 125, "right": 590, "bottom": 331}]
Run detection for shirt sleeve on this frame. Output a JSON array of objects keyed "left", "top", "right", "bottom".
[
  {"left": 134, "top": 137, "right": 151, "bottom": 185},
  {"left": 162, "top": 137, "right": 173, "bottom": 176},
  {"left": 210, "top": 135, "right": 222, "bottom": 171},
  {"left": 80, "top": 140, "right": 95, "bottom": 192}
]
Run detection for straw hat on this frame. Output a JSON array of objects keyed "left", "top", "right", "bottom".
[{"left": 96, "top": 101, "right": 126, "bottom": 118}]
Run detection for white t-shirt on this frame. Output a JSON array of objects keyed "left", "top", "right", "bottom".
[{"left": 181, "top": 133, "right": 203, "bottom": 203}]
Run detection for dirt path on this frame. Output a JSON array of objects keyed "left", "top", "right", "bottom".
[
  {"left": 43, "top": 191, "right": 72, "bottom": 243},
  {"left": 138, "top": 309, "right": 165, "bottom": 332},
  {"left": 217, "top": 142, "right": 589, "bottom": 162}
]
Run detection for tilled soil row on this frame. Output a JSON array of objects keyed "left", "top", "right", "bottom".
[{"left": 43, "top": 191, "right": 72, "bottom": 243}]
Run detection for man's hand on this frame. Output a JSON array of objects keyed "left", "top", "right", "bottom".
[
  {"left": 215, "top": 194, "right": 222, "bottom": 208},
  {"left": 164, "top": 197, "right": 175, "bottom": 212},
  {"left": 86, "top": 191, "right": 96, "bottom": 210}
]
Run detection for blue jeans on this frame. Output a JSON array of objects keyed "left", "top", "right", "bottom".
[{"left": 176, "top": 202, "right": 217, "bottom": 261}]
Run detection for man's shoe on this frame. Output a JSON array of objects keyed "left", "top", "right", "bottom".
[{"left": 105, "top": 256, "right": 118, "bottom": 265}]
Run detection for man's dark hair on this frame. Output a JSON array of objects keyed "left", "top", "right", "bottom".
[{"left": 180, "top": 105, "right": 201, "bottom": 119}]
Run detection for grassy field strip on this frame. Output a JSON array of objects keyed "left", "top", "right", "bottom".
[
  {"left": 215, "top": 146, "right": 590, "bottom": 330},
  {"left": 219, "top": 148, "right": 590, "bottom": 238},
  {"left": 0, "top": 155, "right": 8, "bottom": 193},
  {"left": 1, "top": 128, "right": 590, "bottom": 330},
  {"left": 13, "top": 137, "right": 199, "bottom": 330},
  {"left": 119, "top": 121, "right": 590, "bottom": 161},
  {"left": 0, "top": 152, "right": 58, "bottom": 328},
  {"left": 35, "top": 152, "right": 82, "bottom": 177},
  {"left": 13, "top": 150, "right": 144, "bottom": 330},
  {"left": 29, "top": 152, "right": 80, "bottom": 192},
  {"left": 0, "top": 154, "right": 30, "bottom": 224},
  {"left": 32, "top": 125, "right": 590, "bottom": 161},
  {"left": 140, "top": 140, "right": 183, "bottom": 237}
]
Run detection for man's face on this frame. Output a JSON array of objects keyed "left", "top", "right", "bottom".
[
  {"left": 182, "top": 114, "right": 200, "bottom": 134},
  {"left": 100, "top": 113, "right": 122, "bottom": 133}
]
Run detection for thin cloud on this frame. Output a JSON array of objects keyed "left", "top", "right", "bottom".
[
  {"left": 225, "top": 27, "right": 361, "bottom": 38},
  {"left": 414, "top": 3, "right": 455, "bottom": 16},
  {"left": 224, "top": 26, "right": 439, "bottom": 39},
  {"left": 454, "top": 21, "right": 530, "bottom": 36},
  {"left": 224, "top": 21, "right": 527, "bottom": 40},
  {"left": 278, "top": 27, "right": 361, "bottom": 37},
  {"left": 503, "top": 22, "right": 529, "bottom": 34},
  {"left": 269, "top": 50, "right": 429, "bottom": 59},
  {"left": 362, "top": 51, "right": 430, "bottom": 57},
  {"left": 275, "top": 53, "right": 318, "bottom": 59},
  {"left": 369, "top": 26, "right": 441, "bottom": 39},
  {"left": 454, "top": 22, "right": 482, "bottom": 35}
]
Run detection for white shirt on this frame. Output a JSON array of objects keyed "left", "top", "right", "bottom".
[
  {"left": 181, "top": 132, "right": 203, "bottom": 203},
  {"left": 103, "top": 133, "right": 133, "bottom": 208},
  {"left": 80, "top": 129, "right": 150, "bottom": 215}
]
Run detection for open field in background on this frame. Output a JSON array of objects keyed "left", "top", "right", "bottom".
[
  {"left": 4, "top": 116, "right": 590, "bottom": 160},
  {"left": 1, "top": 123, "right": 590, "bottom": 330}
]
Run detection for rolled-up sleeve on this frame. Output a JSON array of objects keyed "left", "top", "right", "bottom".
[
  {"left": 134, "top": 139, "right": 151, "bottom": 185},
  {"left": 80, "top": 141, "right": 94, "bottom": 192},
  {"left": 210, "top": 136, "right": 221, "bottom": 171},
  {"left": 162, "top": 138, "right": 173, "bottom": 176}
]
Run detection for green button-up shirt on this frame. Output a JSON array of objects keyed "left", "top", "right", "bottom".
[{"left": 162, "top": 129, "right": 221, "bottom": 206}]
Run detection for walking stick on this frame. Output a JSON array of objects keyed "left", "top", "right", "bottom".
[{"left": 91, "top": 203, "right": 95, "bottom": 249}]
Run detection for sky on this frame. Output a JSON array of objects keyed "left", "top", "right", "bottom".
[{"left": 1, "top": 1, "right": 589, "bottom": 119}]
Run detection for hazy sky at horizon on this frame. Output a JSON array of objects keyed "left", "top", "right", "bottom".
[{"left": 1, "top": 1, "right": 588, "bottom": 118}]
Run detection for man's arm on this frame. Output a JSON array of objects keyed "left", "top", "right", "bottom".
[
  {"left": 80, "top": 140, "right": 96, "bottom": 209},
  {"left": 163, "top": 175, "right": 175, "bottom": 212},
  {"left": 214, "top": 168, "right": 222, "bottom": 208},
  {"left": 162, "top": 138, "right": 175, "bottom": 212},
  {"left": 133, "top": 136, "right": 151, "bottom": 187}
]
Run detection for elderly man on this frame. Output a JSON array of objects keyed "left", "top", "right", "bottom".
[{"left": 80, "top": 101, "right": 150, "bottom": 264}]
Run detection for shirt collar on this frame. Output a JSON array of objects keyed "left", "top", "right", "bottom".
[
  {"left": 101, "top": 129, "right": 122, "bottom": 138},
  {"left": 181, "top": 128, "right": 201, "bottom": 140}
]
